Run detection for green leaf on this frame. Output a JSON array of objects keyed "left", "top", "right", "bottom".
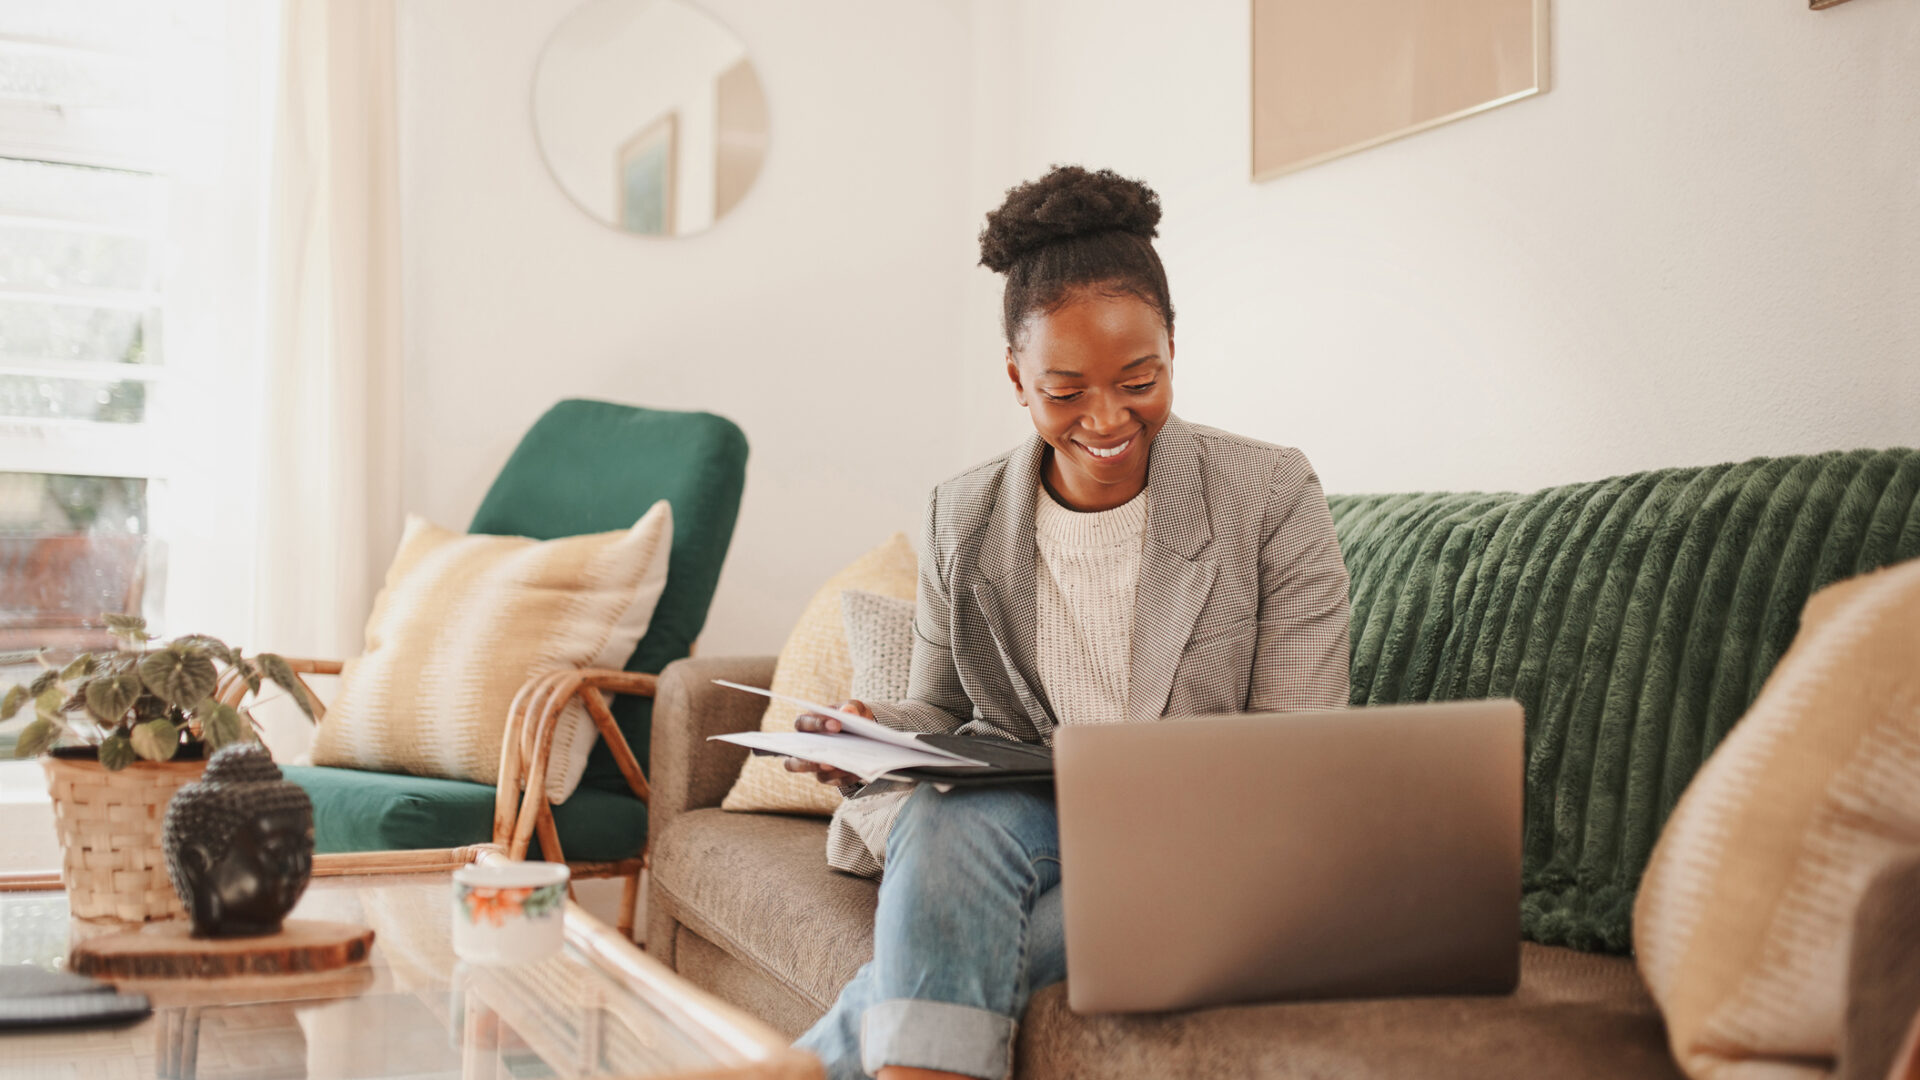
[
  {"left": 27, "top": 669, "right": 58, "bottom": 697},
  {"left": 104, "top": 612, "right": 147, "bottom": 637},
  {"left": 13, "top": 718, "right": 58, "bottom": 758},
  {"left": 224, "top": 655, "right": 261, "bottom": 695},
  {"left": 34, "top": 687, "right": 65, "bottom": 720},
  {"left": 138, "top": 649, "right": 219, "bottom": 709},
  {"left": 256, "top": 654, "right": 314, "bottom": 720},
  {"left": 59, "top": 654, "right": 96, "bottom": 682},
  {"left": 197, "top": 700, "right": 248, "bottom": 753},
  {"left": 130, "top": 718, "right": 180, "bottom": 762},
  {"left": 172, "top": 635, "right": 237, "bottom": 668},
  {"left": 1, "top": 685, "right": 24, "bottom": 721},
  {"left": 521, "top": 882, "right": 566, "bottom": 919},
  {"left": 98, "top": 733, "right": 137, "bottom": 771},
  {"left": 0, "top": 649, "right": 46, "bottom": 667},
  {"left": 84, "top": 673, "right": 142, "bottom": 724}
]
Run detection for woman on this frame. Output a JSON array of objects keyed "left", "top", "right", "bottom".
[{"left": 787, "top": 166, "right": 1353, "bottom": 1080}]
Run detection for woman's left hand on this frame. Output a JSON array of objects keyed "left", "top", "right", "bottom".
[{"left": 782, "top": 699, "right": 875, "bottom": 789}]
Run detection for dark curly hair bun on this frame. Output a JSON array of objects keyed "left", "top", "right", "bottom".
[
  {"left": 980, "top": 165, "right": 1174, "bottom": 347},
  {"left": 978, "top": 165, "right": 1162, "bottom": 273}
]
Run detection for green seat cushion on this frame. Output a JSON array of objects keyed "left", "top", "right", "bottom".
[
  {"left": 286, "top": 765, "right": 647, "bottom": 862},
  {"left": 1327, "top": 448, "right": 1920, "bottom": 953},
  {"left": 467, "top": 400, "right": 748, "bottom": 796}
]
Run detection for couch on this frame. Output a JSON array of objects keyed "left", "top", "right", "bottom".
[{"left": 646, "top": 449, "right": 1920, "bottom": 1079}]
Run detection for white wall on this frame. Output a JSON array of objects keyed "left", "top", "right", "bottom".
[
  {"left": 963, "top": 0, "right": 1920, "bottom": 494},
  {"left": 398, "top": 0, "right": 974, "bottom": 655},
  {"left": 398, "top": 0, "right": 1918, "bottom": 654}
]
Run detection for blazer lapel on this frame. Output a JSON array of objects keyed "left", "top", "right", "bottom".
[
  {"left": 1127, "top": 416, "right": 1218, "bottom": 724},
  {"left": 972, "top": 432, "right": 1057, "bottom": 739}
]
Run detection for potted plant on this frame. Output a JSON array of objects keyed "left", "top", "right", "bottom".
[{"left": 2, "top": 614, "right": 315, "bottom": 923}]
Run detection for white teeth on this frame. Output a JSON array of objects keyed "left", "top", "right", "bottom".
[{"left": 1084, "top": 439, "right": 1131, "bottom": 459}]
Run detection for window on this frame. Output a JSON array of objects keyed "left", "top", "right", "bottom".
[
  {"left": 0, "top": 0, "right": 272, "bottom": 749},
  {"left": 0, "top": 5, "right": 165, "bottom": 709}
]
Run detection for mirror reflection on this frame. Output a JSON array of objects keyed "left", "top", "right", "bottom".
[{"left": 533, "top": 0, "right": 769, "bottom": 237}]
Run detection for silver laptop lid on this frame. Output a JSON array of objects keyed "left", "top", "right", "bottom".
[{"left": 1055, "top": 700, "right": 1523, "bottom": 1014}]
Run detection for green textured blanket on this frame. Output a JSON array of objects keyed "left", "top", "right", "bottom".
[{"left": 1327, "top": 449, "right": 1920, "bottom": 953}]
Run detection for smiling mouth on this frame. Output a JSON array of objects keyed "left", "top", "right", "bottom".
[{"left": 1077, "top": 436, "right": 1135, "bottom": 460}]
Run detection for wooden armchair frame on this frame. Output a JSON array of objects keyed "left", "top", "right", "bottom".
[
  {"left": 219, "top": 659, "right": 657, "bottom": 940},
  {"left": 496, "top": 666, "right": 657, "bottom": 939}
]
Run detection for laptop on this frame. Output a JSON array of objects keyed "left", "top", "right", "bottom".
[{"left": 1054, "top": 699, "right": 1523, "bottom": 1014}]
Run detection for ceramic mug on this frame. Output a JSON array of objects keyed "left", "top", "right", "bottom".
[{"left": 451, "top": 862, "right": 570, "bottom": 965}]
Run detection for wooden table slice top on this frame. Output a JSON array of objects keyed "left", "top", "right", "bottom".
[{"left": 69, "top": 918, "right": 375, "bottom": 980}]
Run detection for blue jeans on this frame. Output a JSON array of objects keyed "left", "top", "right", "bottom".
[{"left": 795, "top": 783, "right": 1066, "bottom": 1080}]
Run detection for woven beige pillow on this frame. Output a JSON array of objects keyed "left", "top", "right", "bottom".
[
  {"left": 720, "top": 533, "right": 917, "bottom": 816},
  {"left": 310, "top": 502, "right": 673, "bottom": 804},
  {"left": 1635, "top": 557, "right": 1920, "bottom": 1080}
]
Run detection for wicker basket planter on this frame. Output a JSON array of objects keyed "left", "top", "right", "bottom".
[{"left": 42, "top": 753, "right": 207, "bottom": 923}]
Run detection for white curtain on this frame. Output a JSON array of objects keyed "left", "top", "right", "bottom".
[{"left": 254, "top": 0, "right": 404, "bottom": 665}]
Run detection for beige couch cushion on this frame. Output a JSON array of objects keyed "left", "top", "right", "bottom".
[
  {"left": 652, "top": 809, "right": 875, "bottom": 1008},
  {"left": 1018, "top": 948, "right": 1680, "bottom": 1080},
  {"left": 1635, "top": 557, "right": 1920, "bottom": 1079},
  {"left": 651, "top": 807, "right": 1681, "bottom": 1080},
  {"left": 672, "top": 927, "right": 829, "bottom": 1042}
]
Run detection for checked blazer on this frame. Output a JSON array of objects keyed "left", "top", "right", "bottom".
[{"left": 829, "top": 415, "right": 1354, "bottom": 877}]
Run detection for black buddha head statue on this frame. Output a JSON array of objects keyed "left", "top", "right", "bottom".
[{"left": 162, "top": 743, "right": 315, "bottom": 938}]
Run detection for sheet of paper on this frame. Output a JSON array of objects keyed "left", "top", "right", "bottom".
[
  {"left": 710, "top": 679, "right": 982, "bottom": 765},
  {"left": 709, "top": 731, "right": 982, "bottom": 784}
]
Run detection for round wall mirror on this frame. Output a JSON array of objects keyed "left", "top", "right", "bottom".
[{"left": 533, "top": 0, "right": 769, "bottom": 237}]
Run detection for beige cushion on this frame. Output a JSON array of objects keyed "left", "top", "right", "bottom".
[
  {"left": 1017, "top": 946, "right": 1680, "bottom": 1080},
  {"left": 719, "top": 534, "right": 917, "bottom": 816},
  {"left": 842, "top": 590, "right": 917, "bottom": 704},
  {"left": 825, "top": 590, "right": 920, "bottom": 873},
  {"left": 650, "top": 807, "right": 1679, "bottom": 1080},
  {"left": 310, "top": 503, "right": 673, "bottom": 803},
  {"left": 653, "top": 809, "right": 874, "bottom": 1009},
  {"left": 1635, "top": 557, "right": 1920, "bottom": 1079}
]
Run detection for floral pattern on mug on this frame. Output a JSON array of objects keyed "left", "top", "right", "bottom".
[{"left": 458, "top": 881, "right": 565, "bottom": 926}]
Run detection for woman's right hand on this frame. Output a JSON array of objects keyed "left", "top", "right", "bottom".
[{"left": 783, "top": 699, "right": 873, "bottom": 789}]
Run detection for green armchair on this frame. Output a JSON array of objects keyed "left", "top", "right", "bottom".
[{"left": 241, "top": 399, "right": 748, "bottom": 938}]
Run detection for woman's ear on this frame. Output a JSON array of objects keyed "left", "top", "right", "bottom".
[{"left": 1006, "top": 349, "right": 1028, "bottom": 407}]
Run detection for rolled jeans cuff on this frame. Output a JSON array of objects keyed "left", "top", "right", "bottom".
[{"left": 860, "top": 998, "right": 1016, "bottom": 1080}]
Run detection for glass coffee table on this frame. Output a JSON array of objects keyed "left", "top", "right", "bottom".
[{"left": 0, "top": 846, "right": 820, "bottom": 1080}]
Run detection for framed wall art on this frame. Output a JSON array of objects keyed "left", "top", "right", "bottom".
[
  {"left": 1251, "top": 0, "right": 1550, "bottom": 180},
  {"left": 616, "top": 111, "right": 678, "bottom": 235}
]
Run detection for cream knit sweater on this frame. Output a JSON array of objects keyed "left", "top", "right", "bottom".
[{"left": 1034, "top": 483, "right": 1148, "bottom": 727}]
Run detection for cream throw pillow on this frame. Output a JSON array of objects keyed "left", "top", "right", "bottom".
[
  {"left": 1635, "top": 557, "right": 1920, "bottom": 1079},
  {"left": 310, "top": 502, "right": 673, "bottom": 804},
  {"left": 720, "top": 534, "right": 918, "bottom": 817}
]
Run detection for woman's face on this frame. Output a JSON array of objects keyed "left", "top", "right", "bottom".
[{"left": 1007, "top": 290, "right": 1174, "bottom": 512}]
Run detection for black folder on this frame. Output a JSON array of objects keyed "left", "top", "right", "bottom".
[{"left": 885, "top": 734, "right": 1054, "bottom": 785}]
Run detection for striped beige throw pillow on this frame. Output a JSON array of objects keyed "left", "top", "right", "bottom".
[
  {"left": 1635, "top": 556, "right": 1920, "bottom": 1079},
  {"left": 720, "top": 533, "right": 918, "bottom": 817},
  {"left": 310, "top": 502, "right": 673, "bottom": 804}
]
